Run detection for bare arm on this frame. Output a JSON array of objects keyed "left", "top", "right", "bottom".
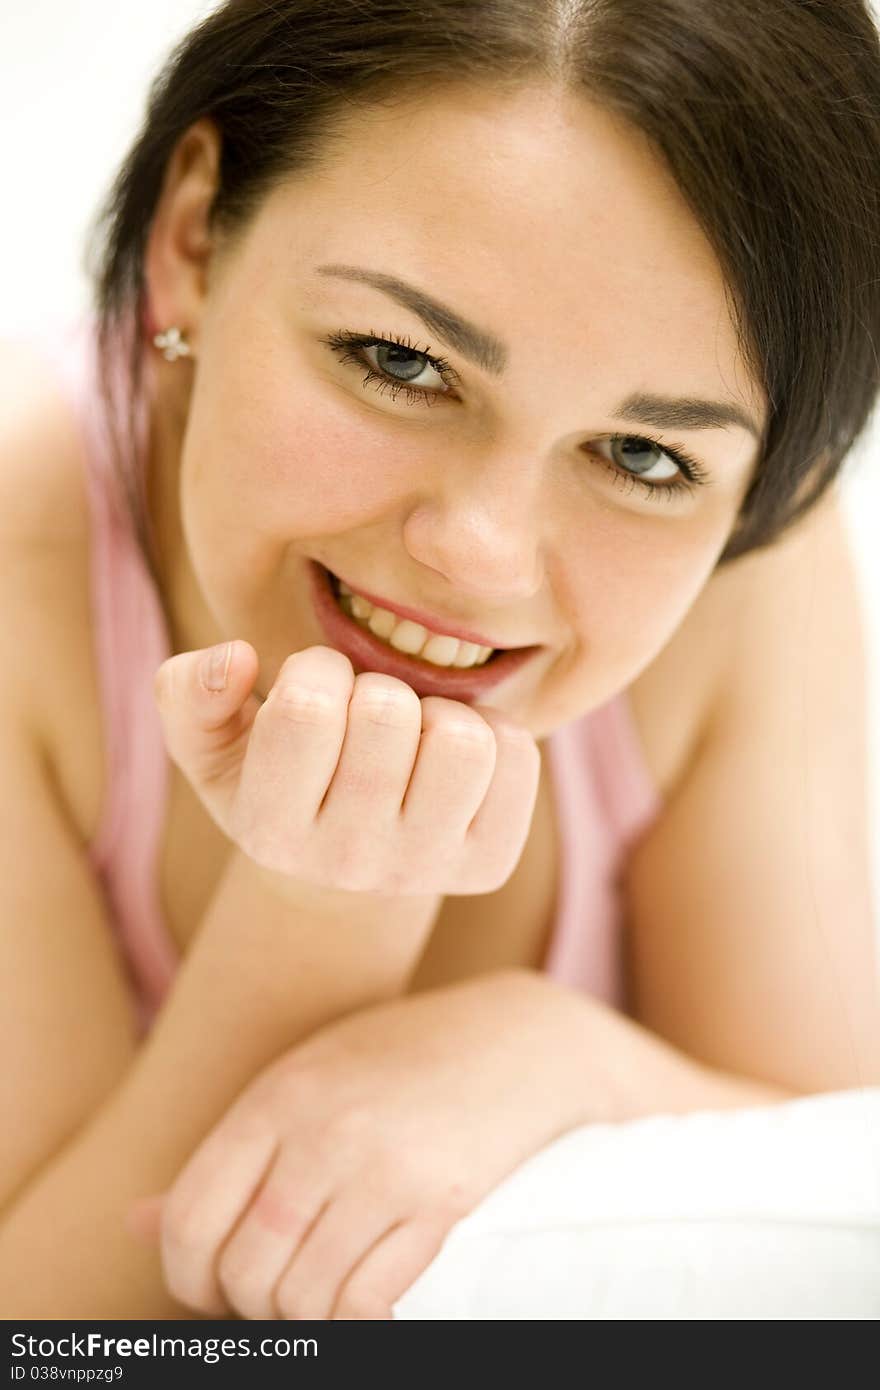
[
  {"left": 623, "top": 489, "right": 880, "bottom": 1091},
  {"left": 0, "top": 850, "right": 439, "bottom": 1318}
]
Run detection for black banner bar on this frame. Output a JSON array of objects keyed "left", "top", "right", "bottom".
[{"left": 4, "top": 1321, "right": 551, "bottom": 1384}]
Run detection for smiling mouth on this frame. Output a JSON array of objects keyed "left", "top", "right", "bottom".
[
  {"left": 306, "top": 558, "right": 544, "bottom": 704},
  {"left": 326, "top": 568, "right": 505, "bottom": 667}
]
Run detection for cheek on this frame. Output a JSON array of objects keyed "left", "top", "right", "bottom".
[
  {"left": 191, "top": 328, "right": 408, "bottom": 519},
  {"left": 567, "top": 522, "right": 722, "bottom": 666},
  {"left": 234, "top": 397, "right": 417, "bottom": 536}
]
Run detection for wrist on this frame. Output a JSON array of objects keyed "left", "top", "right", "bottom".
[
  {"left": 169, "top": 847, "right": 445, "bottom": 1061},
  {"left": 241, "top": 851, "right": 443, "bottom": 924}
]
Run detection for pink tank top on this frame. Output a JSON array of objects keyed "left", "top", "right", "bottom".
[{"left": 23, "top": 314, "right": 664, "bottom": 1040}]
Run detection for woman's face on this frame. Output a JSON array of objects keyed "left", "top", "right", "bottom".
[{"left": 146, "top": 83, "right": 765, "bottom": 740}]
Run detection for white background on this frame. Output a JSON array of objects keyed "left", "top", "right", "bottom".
[{"left": 1, "top": 0, "right": 879, "bottom": 942}]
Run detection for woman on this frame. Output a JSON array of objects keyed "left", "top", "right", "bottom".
[{"left": 0, "top": 0, "right": 878, "bottom": 1318}]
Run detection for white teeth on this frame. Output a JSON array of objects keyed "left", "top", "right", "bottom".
[
  {"left": 422, "top": 633, "right": 461, "bottom": 666},
  {"left": 388, "top": 619, "right": 431, "bottom": 656},
  {"left": 333, "top": 580, "right": 495, "bottom": 669},
  {"left": 366, "top": 605, "right": 397, "bottom": 640}
]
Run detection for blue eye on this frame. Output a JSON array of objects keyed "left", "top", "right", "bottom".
[
  {"left": 321, "top": 328, "right": 711, "bottom": 502},
  {"left": 590, "top": 435, "right": 709, "bottom": 502},
  {"left": 323, "top": 328, "right": 458, "bottom": 407}
]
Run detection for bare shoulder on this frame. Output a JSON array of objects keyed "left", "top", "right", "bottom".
[
  {"left": 621, "top": 482, "right": 879, "bottom": 1091},
  {"left": 0, "top": 347, "right": 142, "bottom": 1204},
  {"left": 626, "top": 485, "right": 856, "bottom": 803},
  {"left": 0, "top": 335, "right": 92, "bottom": 549},
  {"left": 0, "top": 335, "right": 102, "bottom": 826}
]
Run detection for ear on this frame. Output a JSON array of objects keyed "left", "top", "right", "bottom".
[{"left": 143, "top": 116, "right": 224, "bottom": 353}]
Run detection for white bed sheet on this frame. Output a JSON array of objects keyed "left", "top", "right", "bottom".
[{"left": 391, "top": 1087, "right": 880, "bottom": 1319}]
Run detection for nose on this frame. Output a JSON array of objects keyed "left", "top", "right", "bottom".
[{"left": 402, "top": 449, "right": 546, "bottom": 604}]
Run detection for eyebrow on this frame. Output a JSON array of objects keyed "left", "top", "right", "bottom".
[{"left": 315, "top": 262, "right": 762, "bottom": 440}]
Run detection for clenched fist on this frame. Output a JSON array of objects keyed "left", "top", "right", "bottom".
[{"left": 154, "top": 642, "right": 541, "bottom": 898}]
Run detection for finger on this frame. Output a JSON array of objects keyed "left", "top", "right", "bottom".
[
  {"left": 272, "top": 1182, "right": 401, "bottom": 1321},
  {"left": 331, "top": 1214, "right": 455, "bottom": 1321},
  {"left": 311, "top": 674, "right": 423, "bottom": 889},
  {"left": 315, "top": 672, "right": 422, "bottom": 818},
  {"left": 460, "top": 707, "right": 541, "bottom": 892},
  {"left": 159, "top": 1113, "right": 278, "bottom": 1317},
  {"left": 231, "top": 647, "right": 354, "bottom": 867},
  {"left": 213, "top": 1152, "right": 333, "bottom": 1321},
  {"left": 153, "top": 638, "right": 262, "bottom": 791},
  {"left": 126, "top": 1193, "right": 166, "bottom": 1244},
  {"left": 399, "top": 697, "right": 497, "bottom": 835}
]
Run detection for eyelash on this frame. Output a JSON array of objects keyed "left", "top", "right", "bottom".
[{"left": 320, "top": 327, "right": 711, "bottom": 503}]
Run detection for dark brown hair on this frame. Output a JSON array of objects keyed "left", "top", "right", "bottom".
[{"left": 84, "top": 0, "right": 880, "bottom": 587}]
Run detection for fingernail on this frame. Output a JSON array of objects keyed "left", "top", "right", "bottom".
[{"left": 200, "top": 642, "right": 232, "bottom": 692}]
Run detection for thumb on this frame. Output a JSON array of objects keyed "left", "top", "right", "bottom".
[
  {"left": 152, "top": 638, "right": 263, "bottom": 792},
  {"left": 125, "top": 1193, "right": 166, "bottom": 1244}
]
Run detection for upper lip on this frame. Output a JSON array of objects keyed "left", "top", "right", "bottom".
[{"left": 327, "top": 566, "right": 532, "bottom": 650}]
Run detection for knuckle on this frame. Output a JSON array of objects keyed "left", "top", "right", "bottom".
[
  {"left": 455, "top": 721, "right": 494, "bottom": 747},
  {"left": 442, "top": 722, "right": 496, "bottom": 756},
  {"left": 269, "top": 679, "right": 341, "bottom": 724},
  {"left": 421, "top": 701, "right": 495, "bottom": 747},
  {"left": 350, "top": 673, "right": 420, "bottom": 726},
  {"left": 282, "top": 645, "right": 353, "bottom": 677}
]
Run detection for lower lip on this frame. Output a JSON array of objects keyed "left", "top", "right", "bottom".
[{"left": 307, "top": 560, "right": 541, "bottom": 701}]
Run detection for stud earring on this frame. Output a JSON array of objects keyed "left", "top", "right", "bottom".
[{"left": 153, "top": 326, "right": 192, "bottom": 362}]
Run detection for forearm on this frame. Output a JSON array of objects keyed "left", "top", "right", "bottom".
[
  {"left": 123, "top": 852, "right": 440, "bottom": 1134},
  {"left": 506, "top": 969, "right": 797, "bottom": 1128},
  {"left": 0, "top": 850, "right": 440, "bottom": 1317}
]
